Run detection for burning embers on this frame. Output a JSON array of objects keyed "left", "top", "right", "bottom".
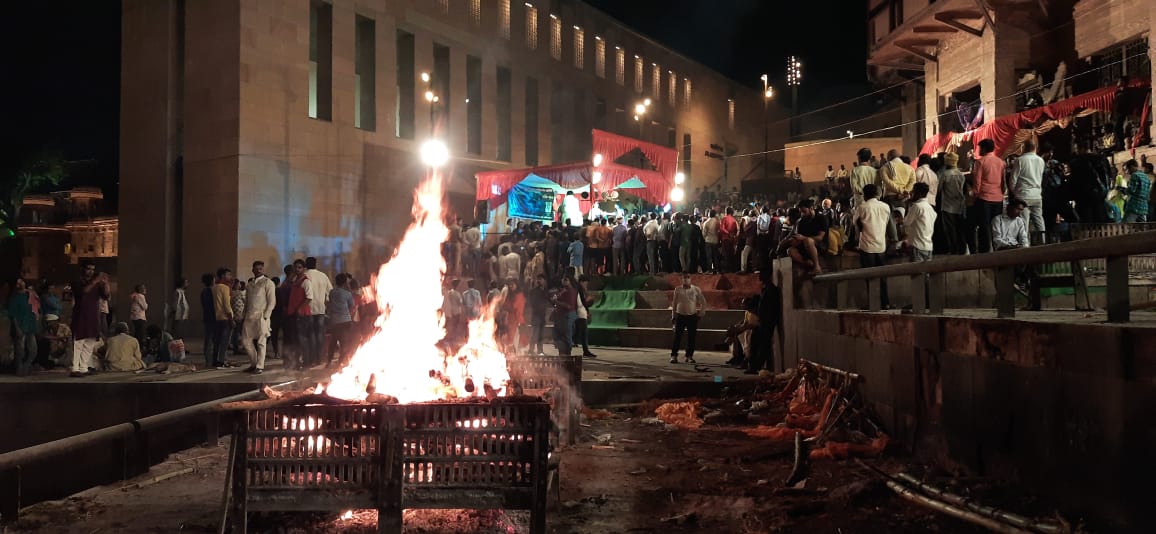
[{"left": 322, "top": 171, "right": 510, "bottom": 404}]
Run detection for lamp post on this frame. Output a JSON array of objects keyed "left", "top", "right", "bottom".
[
  {"left": 421, "top": 71, "right": 439, "bottom": 135},
  {"left": 786, "top": 57, "right": 802, "bottom": 141},
  {"left": 633, "top": 99, "right": 651, "bottom": 140},
  {"left": 761, "top": 74, "right": 774, "bottom": 181}
]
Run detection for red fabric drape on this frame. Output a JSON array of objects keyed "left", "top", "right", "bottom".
[
  {"left": 920, "top": 84, "right": 1140, "bottom": 157},
  {"left": 591, "top": 128, "right": 678, "bottom": 181}
]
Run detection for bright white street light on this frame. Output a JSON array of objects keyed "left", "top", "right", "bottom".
[
  {"left": 633, "top": 115, "right": 640, "bottom": 121},
  {"left": 674, "top": 172, "right": 686, "bottom": 185},
  {"left": 765, "top": 88, "right": 774, "bottom": 99},
  {"left": 592, "top": 153, "right": 604, "bottom": 167},
  {"left": 425, "top": 90, "right": 435, "bottom": 102},
  {"left": 634, "top": 103, "right": 647, "bottom": 115},
  {"left": 420, "top": 72, "right": 430, "bottom": 83},
  {"left": 670, "top": 187, "right": 685, "bottom": 202},
  {"left": 643, "top": 98, "right": 652, "bottom": 106},
  {"left": 420, "top": 139, "right": 450, "bottom": 168},
  {"left": 847, "top": 130, "right": 854, "bottom": 138},
  {"left": 592, "top": 170, "right": 603, "bottom": 184}
]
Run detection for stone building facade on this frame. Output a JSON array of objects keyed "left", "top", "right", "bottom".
[
  {"left": 17, "top": 187, "right": 118, "bottom": 282},
  {"left": 867, "top": 0, "right": 1155, "bottom": 155},
  {"left": 119, "top": 0, "right": 780, "bottom": 319}
]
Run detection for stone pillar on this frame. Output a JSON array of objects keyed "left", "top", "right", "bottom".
[
  {"left": 118, "top": 0, "right": 182, "bottom": 326},
  {"left": 981, "top": 14, "right": 1032, "bottom": 122}
]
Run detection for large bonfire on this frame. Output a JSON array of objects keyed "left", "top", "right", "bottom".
[{"left": 323, "top": 172, "right": 510, "bottom": 403}]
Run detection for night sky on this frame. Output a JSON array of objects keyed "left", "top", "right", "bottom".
[{"left": 1, "top": 1, "right": 867, "bottom": 199}]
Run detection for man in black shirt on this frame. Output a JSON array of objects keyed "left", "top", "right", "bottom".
[{"left": 777, "top": 200, "right": 826, "bottom": 275}]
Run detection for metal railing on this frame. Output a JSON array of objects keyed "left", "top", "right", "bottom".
[
  {"left": 0, "top": 381, "right": 297, "bottom": 522},
  {"left": 811, "top": 231, "right": 1156, "bottom": 322}
]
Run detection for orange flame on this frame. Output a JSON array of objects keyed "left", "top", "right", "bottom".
[{"left": 324, "top": 171, "right": 510, "bottom": 403}]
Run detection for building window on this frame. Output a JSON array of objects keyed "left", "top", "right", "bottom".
[
  {"left": 433, "top": 43, "right": 451, "bottom": 127},
  {"left": 633, "top": 55, "right": 643, "bottom": 93},
  {"left": 395, "top": 30, "right": 415, "bottom": 139},
  {"left": 683, "top": 78, "right": 692, "bottom": 110},
  {"left": 651, "top": 63, "right": 661, "bottom": 98},
  {"left": 497, "top": 66, "right": 512, "bottom": 161},
  {"left": 667, "top": 127, "right": 676, "bottom": 149},
  {"left": 469, "top": 0, "right": 481, "bottom": 26},
  {"left": 615, "top": 47, "right": 625, "bottom": 85},
  {"left": 437, "top": 0, "right": 448, "bottom": 14},
  {"left": 499, "top": 0, "right": 511, "bottom": 39},
  {"left": 594, "top": 38, "right": 605, "bottom": 78},
  {"left": 308, "top": 0, "right": 333, "bottom": 120},
  {"left": 354, "top": 15, "right": 376, "bottom": 131},
  {"left": 728, "top": 99, "right": 735, "bottom": 130},
  {"left": 550, "top": 81, "right": 564, "bottom": 163},
  {"left": 668, "top": 71, "right": 677, "bottom": 104},
  {"left": 549, "top": 15, "right": 561, "bottom": 60},
  {"left": 466, "top": 55, "right": 482, "bottom": 155},
  {"left": 525, "top": 4, "right": 538, "bottom": 50},
  {"left": 573, "top": 26, "right": 584, "bottom": 70},
  {"left": 525, "top": 77, "right": 539, "bottom": 165},
  {"left": 595, "top": 97, "right": 607, "bottom": 130}
]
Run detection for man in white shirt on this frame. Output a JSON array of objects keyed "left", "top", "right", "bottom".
[
  {"left": 992, "top": 200, "right": 1031, "bottom": 250},
  {"left": 903, "top": 183, "right": 938, "bottom": 261},
  {"left": 499, "top": 244, "right": 522, "bottom": 281},
  {"left": 669, "top": 273, "right": 706, "bottom": 364},
  {"left": 1009, "top": 140, "right": 1045, "bottom": 234},
  {"left": 702, "top": 210, "right": 721, "bottom": 273},
  {"left": 852, "top": 184, "right": 893, "bottom": 309},
  {"left": 991, "top": 200, "right": 1034, "bottom": 294},
  {"left": 643, "top": 213, "right": 660, "bottom": 275},
  {"left": 462, "top": 224, "right": 482, "bottom": 276},
  {"left": 914, "top": 154, "right": 939, "bottom": 207},
  {"left": 562, "top": 191, "right": 583, "bottom": 227},
  {"left": 241, "top": 260, "right": 276, "bottom": 373},
  {"left": 302, "top": 257, "right": 332, "bottom": 368},
  {"left": 850, "top": 148, "right": 879, "bottom": 207}
]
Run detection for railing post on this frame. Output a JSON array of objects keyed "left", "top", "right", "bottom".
[
  {"left": 1106, "top": 255, "right": 1130, "bottom": 323},
  {"left": 995, "top": 267, "right": 1017, "bottom": 318},
  {"left": 836, "top": 281, "right": 850, "bottom": 310},
  {"left": 928, "top": 272, "right": 945, "bottom": 314},
  {"left": 867, "top": 278, "right": 881, "bottom": 312},
  {"left": 910, "top": 273, "right": 927, "bottom": 314},
  {"left": 206, "top": 412, "right": 221, "bottom": 447}
]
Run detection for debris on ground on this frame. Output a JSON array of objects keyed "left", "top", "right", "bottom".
[
  {"left": 581, "top": 407, "right": 614, "bottom": 420},
  {"left": 654, "top": 401, "right": 704, "bottom": 429}
]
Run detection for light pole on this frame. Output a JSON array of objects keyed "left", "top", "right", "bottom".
[
  {"left": 786, "top": 57, "right": 802, "bottom": 140},
  {"left": 761, "top": 74, "right": 774, "bottom": 180}
]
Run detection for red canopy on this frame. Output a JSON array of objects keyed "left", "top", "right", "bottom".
[
  {"left": 919, "top": 84, "right": 1131, "bottom": 157},
  {"left": 475, "top": 161, "right": 671, "bottom": 209},
  {"left": 591, "top": 128, "right": 678, "bottom": 180},
  {"left": 475, "top": 129, "right": 678, "bottom": 209}
]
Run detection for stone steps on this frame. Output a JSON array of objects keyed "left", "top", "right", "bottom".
[{"left": 520, "top": 324, "right": 730, "bottom": 351}]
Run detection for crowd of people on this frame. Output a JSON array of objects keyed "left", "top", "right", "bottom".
[{"left": 6, "top": 138, "right": 1151, "bottom": 375}]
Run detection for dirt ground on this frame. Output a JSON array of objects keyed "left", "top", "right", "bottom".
[{"left": 7, "top": 393, "right": 1071, "bottom": 534}]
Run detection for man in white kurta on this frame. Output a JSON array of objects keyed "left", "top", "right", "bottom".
[{"left": 242, "top": 261, "right": 277, "bottom": 373}]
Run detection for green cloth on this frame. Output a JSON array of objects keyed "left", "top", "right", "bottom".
[{"left": 589, "top": 289, "right": 636, "bottom": 328}]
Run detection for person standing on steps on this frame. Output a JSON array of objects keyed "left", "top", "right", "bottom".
[
  {"left": 573, "top": 275, "right": 597, "bottom": 359},
  {"left": 669, "top": 272, "right": 706, "bottom": 364}
]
